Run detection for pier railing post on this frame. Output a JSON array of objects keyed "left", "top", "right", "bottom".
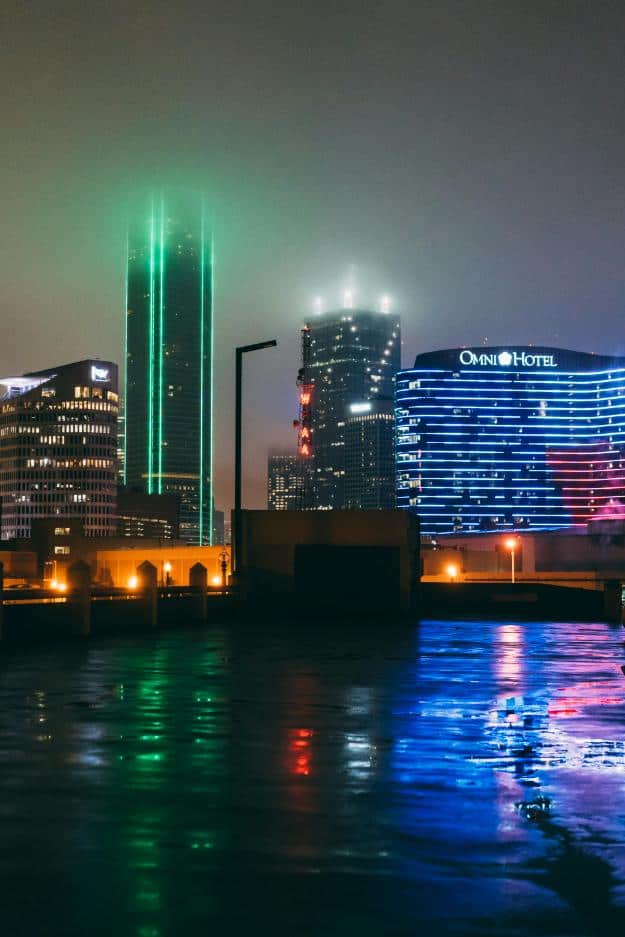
[
  {"left": 189, "top": 562, "right": 207, "bottom": 623},
  {"left": 603, "top": 579, "right": 621, "bottom": 624},
  {"left": 137, "top": 561, "right": 158, "bottom": 628},
  {"left": 67, "top": 560, "right": 92, "bottom": 637}
]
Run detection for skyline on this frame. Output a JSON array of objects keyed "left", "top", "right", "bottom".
[{"left": 3, "top": 1, "right": 625, "bottom": 509}]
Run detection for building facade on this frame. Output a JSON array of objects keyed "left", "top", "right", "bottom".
[
  {"left": 345, "top": 400, "right": 395, "bottom": 509},
  {"left": 300, "top": 307, "right": 400, "bottom": 509},
  {"left": 116, "top": 489, "right": 180, "bottom": 539},
  {"left": 0, "top": 360, "right": 118, "bottom": 539},
  {"left": 396, "top": 346, "right": 625, "bottom": 534},
  {"left": 267, "top": 453, "right": 303, "bottom": 510},
  {"left": 125, "top": 192, "right": 214, "bottom": 544}
]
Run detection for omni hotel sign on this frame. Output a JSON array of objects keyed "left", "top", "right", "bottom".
[{"left": 459, "top": 349, "right": 557, "bottom": 368}]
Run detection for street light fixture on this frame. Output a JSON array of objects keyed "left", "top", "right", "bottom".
[
  {"left": 233, "top": 339, "right": 278, "bottom": 580},
  {"left": 504, "top": 536, "right": 518, "bottom": 584},
  {"left": 446, "top": 563, "right": 458, "bottom": 583}
]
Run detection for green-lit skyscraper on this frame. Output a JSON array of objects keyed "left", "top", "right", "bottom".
[{"left": 124, "top": 193, "right": 213, "bottom": 544}]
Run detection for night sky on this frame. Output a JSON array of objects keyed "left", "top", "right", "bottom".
[{"left": 2, "top": 1, "right": 625, "bottom": 510}]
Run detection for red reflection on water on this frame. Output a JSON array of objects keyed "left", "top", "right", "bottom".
[{"left": 288, "top": 728, "right": 313, "bottom": 776}]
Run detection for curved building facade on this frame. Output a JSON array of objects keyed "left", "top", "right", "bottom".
[
  {"left": 396, "top": 347, "right": 625, "bottom": 534},
  {"left": 0, "top": 361, "right": 118, "bottom": 539}
]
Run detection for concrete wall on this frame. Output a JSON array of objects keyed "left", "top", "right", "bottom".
[
  {"left": 239, "top": 509, "right": 419, "bottom": 612},
  {"left": 90, "top": 545, "right": 229, "bottom": 588},
  {"left": 0, "top": 550, "right": 37, "bottom": 581},
  {"left": 423, "top": 528, "right": 625, "bottom": 585}
]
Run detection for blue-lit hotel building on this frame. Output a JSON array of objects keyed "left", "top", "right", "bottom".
[{"left": 396, "top": 347, "right": 625, "bottom": 534}]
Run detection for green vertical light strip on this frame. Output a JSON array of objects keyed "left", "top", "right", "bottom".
[
  {"left": 209, "top": 226, "right": 215, "bottom": 546},
  {"left": 199, "top": 206, "right": 206, "bottom": 545},
  {"left": 158, "top": 196, "right": 165, "bottom": 492},
  {"left": 123, "top": 229, "right": 129, "bottom": 486},
  {"left": 147, "top": 199, "right": 155, "bottom": 494}
]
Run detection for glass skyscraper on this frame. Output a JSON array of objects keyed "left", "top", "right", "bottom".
[
  {"left": 396, "top": 346, "right": 625, "bottom": 534},
  {"left": 300, "top": 307, "right": 400, "bottom": 509},
  {"left": 267, "top": 452, "right": 304, "bottom": 510},
  {"left": 124, "top": 193, "right": 213, "bottom": 544}
]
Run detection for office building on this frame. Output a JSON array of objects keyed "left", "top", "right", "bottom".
[
  {"left": 396, "top": 346, "right": 625, "bottom": 534},
  {"left": 0, "top": 360, "right": 118, "bottom": 539},
  {"left": 125, "top": 192, "right": 214, "bottom": 544},
  {"left": 212, "top": 509, "right": 225, "bottom": 545},
  {"left": 117, "top": 398, "right": 125, "bottom": 484},
  {"left": 267, "top": 453, "right": 303, "bottom": 510},
  {"left": 117, "top": 489, "right": 180, "bottom": 539},
  {"left": 345, "top": 400, "right": 395, "bottom": 509},
  {"left": 299, "top": 306, "right": 400, "bottom": 509}
]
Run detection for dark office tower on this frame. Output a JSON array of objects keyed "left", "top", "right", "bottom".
[
  {"left": 0, "top": 360, "right": 118, "bottom": 539},
  {"left": 116, "top": 398, "right": 125, "bottom": 484},
  {"left": 267, "top": 453, "right": 304, "bottom": 510},
  {"left": 345, "top": 400, "right": 395, "bottom": 509},
  {"left": 125, "top": 193, "right": 214, "bottom": 544},
  {"left": 301, "top": 307, "right": 400, "bottom": 509}
]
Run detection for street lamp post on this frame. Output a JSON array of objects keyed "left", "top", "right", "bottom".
[
  {"left": 218, "top": 549, "right": 229, "bottom": 589},
  {"left": 504, "top": 537, "right": 518, "bottom": 584},
  {"left": 233, "top": 340, "right": 278, "bottom": 581}
]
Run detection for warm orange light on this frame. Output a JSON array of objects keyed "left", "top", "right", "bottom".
[
  {"left": 127, "top": 575, "right": 139, "bottom": 590},
  {"left": 211, "top": 576, "right": 221, "bottom": 586},
  {"left": 163, "top": 561, "right": 172, "bottom": 573},
  {"left": 446, "top": 563, "right": 458, "bottom": 580},
  {"left": 50, "top": 579, "right": 58, "bottom": 590},
  {"left": 54, "top": 581, "right": 67, "bottom": 592},
  {"left": 504, "top": 537, "right": 518, "bottom": 551}
]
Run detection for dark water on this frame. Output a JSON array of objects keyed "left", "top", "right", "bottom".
[{"left": 2, "top": 620, "right": 625, "bottom": 936}]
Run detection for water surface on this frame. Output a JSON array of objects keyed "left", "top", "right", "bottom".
[{"left": 1, "top": 619, "right": 625, "bottom": 935}]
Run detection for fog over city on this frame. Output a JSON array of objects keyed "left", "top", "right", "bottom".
[{"left": 3, "top": 1, "right": 625, "bottom": 508}]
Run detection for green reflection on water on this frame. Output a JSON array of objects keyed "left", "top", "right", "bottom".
[{"left": 111, "top": 641, "right": 229, "bottom": 934}]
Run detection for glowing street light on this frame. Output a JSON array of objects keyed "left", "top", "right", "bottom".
[
  {"left": 127, "top": 575, "right": 139, "bottom": 590},
  {"left": 504, "top": 536, "right": 518, "bottom": 584},
  {"left": 446, "top": 563, "right": 458, "bottom": 583}
]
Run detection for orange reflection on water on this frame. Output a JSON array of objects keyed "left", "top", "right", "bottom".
[{"left": 495, "top": 624, "right": 524, "bottom": 687}]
